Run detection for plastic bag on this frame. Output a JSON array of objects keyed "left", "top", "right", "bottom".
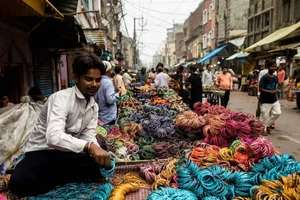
[{"left": 0, "top": 96, "right": 43, "bottom": 165}]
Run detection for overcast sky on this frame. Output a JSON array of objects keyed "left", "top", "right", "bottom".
[{"left": 121, "top": 0, "right": 202, "bottom": 66}]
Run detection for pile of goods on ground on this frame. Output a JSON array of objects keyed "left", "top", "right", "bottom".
[{"left": 0, "top": 83, "right": 299, "bottom": 200}]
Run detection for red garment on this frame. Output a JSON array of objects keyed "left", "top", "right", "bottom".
[{"left": 277, "top": 70, "right": 285, "bottom": 84}]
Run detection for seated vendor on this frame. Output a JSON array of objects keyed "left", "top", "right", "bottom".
[{"left": 9, "top": 53, "right": 111, "bottom": 197}]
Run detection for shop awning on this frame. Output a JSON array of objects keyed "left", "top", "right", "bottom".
[
  {"left": 268, "top": 42, "right": 300, "bottom": 52},
  {"left": 226, "top": 52, "right": 250, "bottom": 60},
  {"left": 183, "top": 61, "right": 194, "bottom": 67},
  {"left": 244, "top": 21, "right": 300, "bottom": 52},
  {"left": 228, "top": 36, "right": 246, "bottom": 48},
  {"left": 198, "top": 45, "right": 228, "bottom": 63}
]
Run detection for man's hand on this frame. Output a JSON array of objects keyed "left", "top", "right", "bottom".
[{"left": 89, "top": 143, "right": 111, "bottom": 168}]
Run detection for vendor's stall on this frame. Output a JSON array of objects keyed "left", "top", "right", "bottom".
[{"left": 0, "top": 84, "right": 299, "bottom": 200}]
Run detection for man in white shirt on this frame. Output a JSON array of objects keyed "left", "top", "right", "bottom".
[
  {"left": 202, "top": 64, "right": 214, "bottom": 86},
  {"left": 122, "top": 69, "right": 132, "bottom": 85},
  {"left": 9, "top": 53, "right": 111, "bottom": 197},
  {"left": 151, "top": 66, "right": 169, "bottom": 87}
]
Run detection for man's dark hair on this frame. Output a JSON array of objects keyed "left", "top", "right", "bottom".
[
  {"left": 156, "top": 62, "right": 164, "bottom": 68},
  {"left": 178, "top": 66, "right": 184, "bottom": 72},
  {"left": 189, "top": 65, "right": 197, "bottom": 72},
  {"left": 164, "top": 68, "right": 169, "bottom": 73},
  {"left": 73, "top": 53, "right": 105, "bottom": 77},
  {"left": 157, "top": 66, "right": 163, "bottom": 73},
  {"left": 222, "top": 66, "right": 228, "bottom": 70},
  {"left": 206, "top": 64, "right": 211, "bottom": 68},
  {"left": 265, "top": 59, "right": 276, "bottom": 68},
  {"left": 124, "top": 69, "right": 128, "bottom": 73},
  {"left": 28, "top": 87, "right": 42, "bottom": 101},
  {"left": 185, "top": 82, "right": 191, "bottom": 88},
  {"left": 115, "top": 66, "right": 122, "bottom": 74}
]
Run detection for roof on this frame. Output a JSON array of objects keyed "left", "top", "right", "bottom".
[
  {"left": 83, "top": 29, "right": 105, "bottom": 48},
  {"left": 245, "top": 21, "right": 300, "bottom": 52},
  {"left": 268, "top": 42, "right": 300, "bottom": 52},
  {"left": 228, "top": 36, "right": 246, "bottom": 48},
  {"left": 198, "top": 45, "right": 228, "bottom": 63},
  {"left": 48, "top": 0, "right": 78, "bottom": 14}
]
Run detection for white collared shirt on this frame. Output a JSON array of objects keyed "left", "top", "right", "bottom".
[
  {"left": 152, "top": 72, "right": 169, "bottom": 87},
  {"left": 25, "top": 86, "right": 99, "bottom": 153},
  {"left": 202, "top": 70, "right": 214, "bottom": 86}
]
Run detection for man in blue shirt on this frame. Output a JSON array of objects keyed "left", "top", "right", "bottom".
[
  {"left": 94, "top": 61, "right": 121, "bottom": 125},
  {"left": 136, "top": 67, "right": 147, "bottom": 82},
  {"left": 259, "top": 60, "right": 281, "bottom": 135}
]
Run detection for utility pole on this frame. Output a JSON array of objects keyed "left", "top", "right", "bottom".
[
  {"left": 133, "top": 18, "right": 137, "bottom": 69},
  {"left": 133, "top": 17, "right": 146, "bottom": 70}
]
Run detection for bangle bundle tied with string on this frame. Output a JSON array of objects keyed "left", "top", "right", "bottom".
[
  {"left": 109, "top": 172, "right": 150, "bottom": 200},
  {"left": 193, "top": 102, "right": 230, "bottom": 116},
  {"left": 174, "top": 111, "right": 206, "bottom": 134},
  {"left": 251, "top": 173, "right": 300, "bottom": 199},
  {"left": 139, "top": 114, "right": 175, "bottom": 138},
  {"left": 151, "top": 96, "right": 170, "bottom": 106}
]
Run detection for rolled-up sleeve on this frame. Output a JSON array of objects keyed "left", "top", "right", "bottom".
[{"left": 46, "top": 95, "right": 87, "bottom": 153}]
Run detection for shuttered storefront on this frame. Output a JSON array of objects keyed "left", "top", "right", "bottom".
[{"left": 35, "top": 52, "right": 53, "bottom": 97}]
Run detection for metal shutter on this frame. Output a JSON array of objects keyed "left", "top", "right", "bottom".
[{"left": 35, "top": 52, "right": 53, "bottom": 97}]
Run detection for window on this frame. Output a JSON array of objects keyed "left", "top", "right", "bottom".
[
  {"left": 212, "top": 0, "right": 215, "bottom": 10},
  {"left": 249, "top": 19, "right": 254, "bottom": 32},
  {"left": 256, "top": 16, "right": 261, "bottom": 29},
  {"left": 209, "top": 4, "right": 213, "bottom": 20},
  {"left": 262, "top": 0, "right": 265, "bottom": 11},
  {"left": 283, "top": 0, "right": 291, "bottom": 23},
  {"left": 263, "top": 12, "right": 270, "bottom": 28},
  {"left": 208, "top": 34, "right": 211, "bottom": 47},
  {"left": 203, "top": 34, "right": 207, "bottom": 48},
  {"left": 295, "top": 0, "right": 300, "bottom": 20},
  {"left": 211, "top": 29, "right": 214, "bottom": 39},
  {"left": 203, "top": 9, "right": 208, "bottom": 24},
  {"left": 184, "top": 28, "right": 187, "bottom": 36},
  {"left": 254, "top": 4, "right": 258, "bottom": 14}
]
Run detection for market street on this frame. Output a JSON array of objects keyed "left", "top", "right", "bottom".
[{"left": 228, "top": 91, "right": 300, "bottom": 161}]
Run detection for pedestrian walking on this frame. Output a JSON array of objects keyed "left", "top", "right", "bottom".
[
  {"left": 187, "top": 65, "right": 202, "bottom": 109},
  {"left": 181, "top": 82, "right": 192, "bottom": 107},
  {"left": 94, "top": 61, "right": 121, "bottom": 125},
  {"left": 277, "top": 65, "right": 285, "bottom": 99},
  {"left": 151, "top": 66, "right": 169, "bottom": 88},
  {"left": 122, "top": 69, "right": 132, "bottom": 85},
  {"left": 202, "top": 64, "right": 214, "bottom": 86},
  {"left": 136, "top": 67, "right": 147, "bottom": 82},
  {"left": 215, "top": 66, "right": 232, "bottom": 108},
  {"left": 114, "top": 66, "right": 127, "bottom": 96},
  {"left": 9, "top": 53, "right": 110, "bottom": 197},
  {"left": 292, "top": 57, "right": 300, "bottom": 112},
  {"left": 259, "top": 60, "right": 281, "bottom": 135}
]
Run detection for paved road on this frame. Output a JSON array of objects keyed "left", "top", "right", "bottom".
[{"left": 227, "top": 91, "right": 300, "bottom": 161}]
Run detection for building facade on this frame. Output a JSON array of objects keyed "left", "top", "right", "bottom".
[
  {"left": 184, "top": 2, "right": 204, "bottom": 61},
  {"left": 202, "top": 0, "right": 217, "bottom": 64},
  {"left": 216, "top": 0, "right": 249, "bottom": 45}
]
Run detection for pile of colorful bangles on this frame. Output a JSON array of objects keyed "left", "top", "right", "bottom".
[{"left": 3, "top": 82, "right": 297, "bottom": 200}]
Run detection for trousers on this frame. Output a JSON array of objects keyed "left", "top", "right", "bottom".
[
  {"left": 221, "top": 90, "right": 230, "bottom": 108},
  {"left": 9, "top": 150, "right": 102, "bottom": 197},
  {"left": 260, "top": 101, "right": 281, "bottom": 130},
  {"left": 297, "top": 92, "right": 300, "bottom": 110}
]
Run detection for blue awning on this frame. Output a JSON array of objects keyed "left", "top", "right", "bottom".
[{"left": 198, "top": 45, "right": 228, "bottom": 63}]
